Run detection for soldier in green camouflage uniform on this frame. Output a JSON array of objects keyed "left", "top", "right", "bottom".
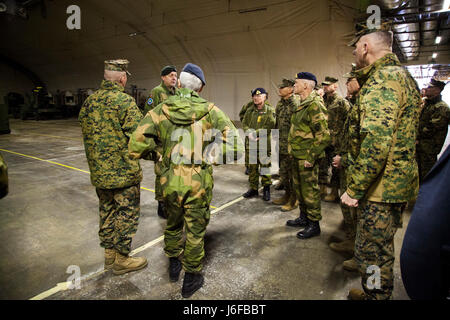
[
  {"left": 286, "top": 72, "right": 330, "bottom": 239},
  {"left": 129, "top": 63, "right": 244, "bottom": 298},
  {"left": 0, "top": 152, "right": 8, "bottom": 199},
  {"left": 322, "top": 77, "right": 351, "bottom": 202},
  {"left": 242, "top": 88, "right": 276, "bottom": 201},
  {"left": 143, "top": 66, "right": 178, "bottom": 219},
  {"left": 239, "top": 95, "right": 273, "bottom": 175},
  {"left": 417, "top": 79, "right": 450, "bottom": 183},
  {"left": 329, "top": 66, "right": 360, "bottom": 262},
  {"left": 272, "top": 79, "right": 300, "bottom": 211},
  {"left": 79, "top": 59, "right": 148, "bottom": 275},
  {"left": 343, "top": 25, "right": 421, "bottom": 300}
]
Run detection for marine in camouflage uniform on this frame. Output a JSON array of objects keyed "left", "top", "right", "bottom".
[
  {"left": 0, "top": 152, "right": 8, "bottom": 199},
  {"left": 272, "top": 79, "right": 300, "bottom": 210},
  {"left": 129, "top": 64, "right": 244, "bottom": 285},
  {"left": 79, "top": 59, "right": 147, "bottom": 274},
  {"left": 416, "top": 79, "right": 450, "bottom": 183},
  {"left": 287, "top": 72, "right": 330, "bottom": 239},
  {"left": 143, "top": 66, "right": 178, "bottom": 218},
  {"left": 321, "top": 77, "right": 350, "bottom": 202},
  {"left": 242, "top": 88, "right": 276, "bottom": 201},
  {"left": 345, "top": 26, "right": 421, "bottom": 300}
]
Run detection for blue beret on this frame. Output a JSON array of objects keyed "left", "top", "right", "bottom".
[
  {"left": 295, "top": 72, "right": 317, "bottom": 86},
  {"left": 182, "top": 63, "right": 206, "bottom": 85},
  {"left": 251, "top": 87, "right": 267, "bottom": 96}
]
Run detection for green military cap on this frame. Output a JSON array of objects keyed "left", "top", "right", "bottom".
[
  {"left": 343, "top": 63, "right": 357, "bottom": 79},
  {"left": 321, "top": 76, "right": 338, "bottom": 86},
  {"left": 348, "top": 21, "right": 392, "bottom": 47},
  {"left": 278, "top": 78, "right": 295, "bottom": 88},
  {"left": 427, "top": 78, "right": 447, "bottom": 91},
  {"left": 104, "top": 59, "right": 131, "bottom": 75},
  {"left": 161, "top": 65, "right": 177, "bottom": 76}
]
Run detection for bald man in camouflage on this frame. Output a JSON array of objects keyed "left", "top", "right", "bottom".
[
  {"left": 79, "top": 59, "right": 148, "bottom": 276},
  {"left": 129, "top": 63, "right": 244, "bottom": 298}
]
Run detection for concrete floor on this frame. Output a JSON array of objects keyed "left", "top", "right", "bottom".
[{"left": 0, "top": 118, "right": 410, "bottom": 300}]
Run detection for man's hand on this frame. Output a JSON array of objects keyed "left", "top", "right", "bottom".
[
  {"left": 332, "top": 155, "right": 342, "bottom": 168},
  {"left": 341, "top": 191, "right": 358, "bottom": 207},
  {"left": 304, "top": 160, "right": 313, "bottom": 168}
]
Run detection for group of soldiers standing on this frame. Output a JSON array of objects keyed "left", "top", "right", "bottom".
[{"left": 76, "top": 21, "right": 449, "bottom": 300}]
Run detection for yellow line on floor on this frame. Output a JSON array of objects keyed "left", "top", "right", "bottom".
[{"left": 26, "top": 133, "right": 82, "bottom": 141}]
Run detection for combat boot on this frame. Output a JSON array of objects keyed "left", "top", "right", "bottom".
[
  {"left": 104, "top": 248, "right": 116, "bottom": 270},
  {"left": 262, "top": 186, "right": 270, "bottom": 201},
  {"left": 245, "top": 167, "right": 249, "bottom": 175},
  {"left": 243, "top": 189, "right": 258, "bottom": 198},
  {"left": 296, "top": 219, "right": 321, "bottom": 239},
  {"left": 347, "top": 288, "right": 367, "bottom": 300},
  {"left": 157, "top": 201, "right": 167, "bottom": 219},
  {"left": 342, "top": 257, "right": 359, "bottom": 272},
  {"left": 324, "top": 187, "right": 339, "bottom": 202},
  {"left": 286, "top": 210, "right": 308, "bottom": 227},
  {"left": 169, "top": 257, "right": 182, "bottom": 282},
  {"left": 281, "top": 194, "right": 298, "bottom": 212},
  {"left": 182, "top": 272, "right": 204, "bottom": 298},
  {"left": 329, "top": 239, "right": 355, "bottom": 255},
  {"left": 113, "top": 252, "right": 148, "bottom": 275},
  {"left": 272, "top": 192, "right": 290, "bottom": 205}
]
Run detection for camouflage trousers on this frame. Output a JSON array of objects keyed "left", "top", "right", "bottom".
[
  {"left": 339, "top": 167, "right": 357, "bottom": 239},
  {"left": 416, "top": 151, "right": 437, "bottom": 184},
  {"left": 292, "top": 158, "right": 321, "bottom": 221},
  {"left": 279, "top": 153, "right": 294, "bottom": 194},
  {"left": 154, "top": 160, "right": 163, "bottom": 201},
  {"left": 96, "top": 184, "right": 141, "bottom": 255},
  {"left": 355, "top": 200, "right": 405, "bottom": 300},
  {"left": 248, "top": 150, "right": 271, "bottom": 190},
  {"left": 318, "top": 157, "right": 329, "bottom": 185},
  {"left": 163, "top": 165, "right": 213, "bottom": 273}
]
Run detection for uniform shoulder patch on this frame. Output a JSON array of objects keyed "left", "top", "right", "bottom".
[{"left": 147, "top": 98, "right": 153, "bottom": 106}]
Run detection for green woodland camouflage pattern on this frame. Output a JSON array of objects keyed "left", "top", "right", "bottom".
[
  {"left": 128, "top": 87, "right": 244, "bottom": 272},
  {"left": 346, "top": 53, "right": 421, "bottom": 203},
  {"left": 289, "top": 90, "right": 330, "bottom": 221},
  {"left": 355, "top": 200, "right": 405, "bottom": 300},
  {"left": 144, "top": 82, "right": 177, "bottom": 201},
  {"left": 79, "top": 80, "right": 143, "bottom": 189},
  {"left": 96, "top": 184, "right": 141, "bottom": 255},
  {"left": 417, "top": 96, "right": 450, "bottom": 182},
  {"left": 0, "top": 152, "right": 8, "bottom": 199},
  {"left": 276, "top": 94, "right": 300, "bottom": 194},
  {"left": 242, "top": 102, "right": 276, "bottom": 190}
]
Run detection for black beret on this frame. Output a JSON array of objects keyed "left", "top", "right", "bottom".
[
  {"left": 295, "top": 72, "right": 317, "bottom": 86},
  {"left": 251, "top": 87, "right": 267, "bottom": 96}
]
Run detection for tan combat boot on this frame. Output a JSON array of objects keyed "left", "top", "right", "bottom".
[
  {"left": 104, "top": 248, "right": 117, "bottom": 270},
  {"left": 342, "top": 257, "right": 359, "bottom": 272},
  {"left": 329, "top": 239, "right": 355, "bottom": 255},
  {"left": 113, "top": 252, "right": 148, "bottom": 275},
  {"left": 272, "top": 192, "right": 290, "bottom": 205},
  {"left": 320, "top": 185, "right": 328, "bottom": 198},
  {"left": 281, "top": 194, "right": 299, "bottom": 212},
  {"left": 324, "top": 187, "right": 339, "bottom": 202},
  {"left": 347, "top": 288, "right": 367, "bottom": 300}
]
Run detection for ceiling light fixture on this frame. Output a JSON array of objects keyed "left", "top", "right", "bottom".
[
  {"left": 432, "top": 52, "right": 438, "bottom": 59},
  {"left": 435, "top": 36, "right": 442, "bottom": 44}
]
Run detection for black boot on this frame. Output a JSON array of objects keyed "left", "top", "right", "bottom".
[
  {"left": 286, "top": 210, "right": 308, "bottom": 227},
  {"left": 297, "top": 219, "right": 321, "bottom": 239},
  {"left": 243, "top": 189, "right": 258, "bottom": 198},
  {"left": 169, "top": 257, "right": 182, "bottom": 282},
  {"left": 262, "top": 186, "right": 270, "bottom": 201},
  {"left": 158, "top": 201, "right": 167, "bottom": 219},
  {"left": 182, "top": 272, "right": 204, "bottom": 298},
  {"left": 245, "top": 167, "right": 249, "bottom": 175},
  {"left": 274, "top": 182, "right": 285, "bottom": 191}
]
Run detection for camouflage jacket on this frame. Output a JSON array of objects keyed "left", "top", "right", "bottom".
[
  {"left": 275, "top": 94, "right": 300, "bottom": 155},
  {"left": 0, "top": 152, "right": 8, "bottom": 199},
  {"left": 324, "top": 92, "right": 350, "bottom": 151},
  {"left": 417, "top": 95, "right": 450, "bottom": 156},
  {"left": 346, "top": 53, "right": 421, "bottom": 203},
  {"left": 242, "top": 101, "right": 276, "bottom": 151},
  {"left": 129, "top": 87, "right": 244, "bottom": 181},
  {"left": 340, "top": 95, "right": 359, "bottom": 168},
  {"left": 288, "top": 90, "right": 330, "bottom": 163},
  {"left": 79, "top": 80, "right": 143, "bottom": 189},
  {"left": 143, "top": 82, "right": 177, "bottom": 115},
  {"left": 239, "top": 101, "right": 273, "bottom": 123}
]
